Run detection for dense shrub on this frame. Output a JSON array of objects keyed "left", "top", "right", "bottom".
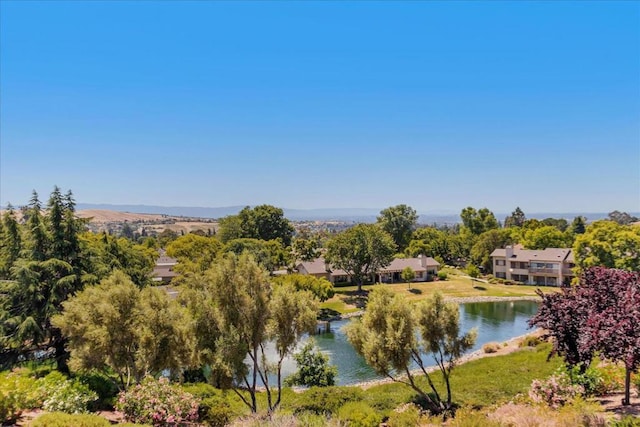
[
  {"left": 565, "top": 365, "right": 603, "bottom": 397},
  {"left": 336, "top": 401, "right": 381, "bottom": 427},
  {"left": 290, "top": 386, "right": 363, "bottom": 415},
  {"left": 116, "top": 377, "right": 199, "bottom": 426},
  {"left": 595, "top": 362, "right": 626, "bottom": 395},
  {"left": 181, "top": 383, "right": 219, "bottom": 399},
  {"left": 437, "top": 271, "right": 448, "bottom": 281},
  {"left": 31, "top": 371, "right": 98, "bottom": 414},
  {"left": 0, "top": 370, "right": 38, "bottom": 423},
  {"left": 28, "top": 412, "right": 111, "bottom": 427},
  {"left": 482, "top": 342, "right": 501, "bottom": 354},
  {"left": 528, "top": 371, "right": 584, "bottom": 409},
  {"left": 77, "top": 371, "right": 119, "bottom": 410},
  {"left": 285, "top": 341, "right": 337, "bottom": 387},
  {"left": 519, "top": 335, "right": 543, "bottom": 348},
  {"left": 386, "top": 403, "right": 422, "bottom": 427}
]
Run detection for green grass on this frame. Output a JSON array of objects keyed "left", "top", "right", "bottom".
[
  {"left": 318, "top": 299, "right": 361, "bottom": 315},
  {"left": 359, "top": 342, "right": 562, "bottom": 412},
  {"left": 320, "top": 276, "right": 560, "bottom": 313}
]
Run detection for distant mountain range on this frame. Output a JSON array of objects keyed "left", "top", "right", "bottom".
[{"left": 75, "top": 203, "right": 622, "bottom": 224}]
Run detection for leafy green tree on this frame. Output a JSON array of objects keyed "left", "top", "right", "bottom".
[
  {"left": 223, "top": 238, "right": 290, "bottom": 272},
  {"left": 218, "top": 205, "right": 294, "bottom": 246},
  {"left": 166, "top": 233, "right": 222, "bottom": 274},
  {"left": 470, "top": 229, "right": 513, "bottom": 272},
  {"left": 460, "top": 207, "right": 499, "bottom": 236},
  {"left": 346, "top": 288, "right": 476, "bottom": 415},
  {"left": 271, "top": 273, "right": 334, "bottom": 302},
  {"left": 406, "top": 227, "right": 447, "bottom": 260},
  {"left": 251, "top": 205, "right": 295, "bottom": 246},
  {"left": 574, "top": 221, "right": 640, "bottom": 273},
  {"left": 291, "top": 235, "right": 321, "bottom": 262},
  {"left": 80, "top": 232, "right": 157, "bottom": 287},
  {"left": 180, "top": 253, "right": 318, "bottom": 413},
  {"left": 465, "top": 264, "right": 480, "bottom": 278},
  {"left": 52, "top": 270, "right": 195, "bottom": 389},
  {"left": 521, "top": 225, "right": 570, "bottom": 250},
  {"left": 325, "top": 224, "right": 396, "bottom": 292},
  {"left": 285, "top": 340, "right": 337, "bottom": 387},
  {"left": 570, "top": 216, "right": 587, "bottom": 235},
  {"left": 377, "top": 204, "right": 419, "bottom": 252},
  {"left": 401, "top": 266, "right": 415, "bottom": 289},
  {"left": 540, "top": 217, "right": 569, "bottom": 232},
  {"left": 504, "top": 207, "right": 526, "bottom": 228},
  {"left": 157, "top": 229, "right": 179, "bottom": 247},
  {"left": 217, "top": 214, "right": 244, "bottom": 243}
]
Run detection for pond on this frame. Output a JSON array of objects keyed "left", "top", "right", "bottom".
[{"left": 306, "top": 300, "right": 539, "bottom": 385}]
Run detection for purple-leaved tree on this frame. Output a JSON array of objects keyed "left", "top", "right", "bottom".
[{"left": 530, "top": 267, "right": 640, "bottom": 405}]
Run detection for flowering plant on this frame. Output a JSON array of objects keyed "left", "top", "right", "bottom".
[
  {"left": 116, "top": 377, "right": 199, "bottom": 426},
  {"left": 529, "top": 371, "right": 584, "bottom": 409}
]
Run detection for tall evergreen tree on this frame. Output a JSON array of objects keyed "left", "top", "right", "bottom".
[{"left": 0, "top": 205, "right": 22, "bottom": 279}]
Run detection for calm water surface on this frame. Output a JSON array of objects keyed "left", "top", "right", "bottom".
[{"left": 309, "top": 300, "right": 539, "bottom": 385}]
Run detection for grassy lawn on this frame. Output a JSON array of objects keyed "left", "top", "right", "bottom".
[
  {"left": 279, "top": 342, "right": 563, "bottom": 419},
  {"left": 320, "top": 274, "right": 560, "bottom": 313}
]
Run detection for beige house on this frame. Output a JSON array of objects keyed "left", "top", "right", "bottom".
[
  {"left": 152, "top": 254, "right": 178, "bottom": 284},
  {"left": 296, "top": 255, "right": 440, "bottom": 284},
  {"left": 490, "top": 244, "right": 575, "bottom": 286}
]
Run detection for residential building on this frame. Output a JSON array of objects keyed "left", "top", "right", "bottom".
[
  {"left": 490, "top": 244, "right": 575, "bottom": 286},
  {"left": 296, "top": 255, "right": 440, "bottom": 284},
  {"left": 152, "top": 252, "right": 178, "bottom": 284}
]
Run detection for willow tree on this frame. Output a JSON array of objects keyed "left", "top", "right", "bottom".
[
  {"left": 181, "top": 253, "right": 317, "bottom": 413},
  {"left": 346, "top": 288, "right": 476, "bottom": 415},
  {"left": 52, "top": 270, "right": 195, "bottom": 389}
]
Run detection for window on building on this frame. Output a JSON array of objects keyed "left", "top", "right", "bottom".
[{"left": 496, "top": 259, "right": 506, "bottom": 266}]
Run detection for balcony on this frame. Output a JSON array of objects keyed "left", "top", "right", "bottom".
[{"left": 529, "top": 268, "right": 559, "bottom": 275}]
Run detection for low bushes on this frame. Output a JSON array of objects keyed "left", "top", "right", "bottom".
[
  {"left": 289, "top": 386, "right": 363, "bottom": 415},
  {"left": 1, "top": 370, "right": 97, "bottom": 424},
  {"left": 0, "top": 370, "right": 38, "bottom": 423},
  {"left": 116, "top": 377, "right": 199, "bottom": 426},
  {"left": 37, "top": 372, "right": 98, "bottom": 414},
  {"left": 519, "top": 335, "right": 543, "bottom": 348},
  {"left": 482, "top": 342, "right": 501, "bottom": 354},
  {"left": 529, "top": 371, "right": 584, "bottom": 409},
  {"left": 336, "top": 401, "right": 381, "bottom": 427}
]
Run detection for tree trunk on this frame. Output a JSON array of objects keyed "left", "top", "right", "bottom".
[
  {"left": 53, "top": 334, "right": 70, "bottom": 375},
  {"left": 623, "top": 366, "right": 631, "bottom": 406}
]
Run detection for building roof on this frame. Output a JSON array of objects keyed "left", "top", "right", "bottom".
[
  {"left": 152, "top": 264, "right": 178, "bottom": 281},
  {"left": 297, "top": 256, "right": 439, "bottom": 277},
  {"left": 380, "top": 256, "right": 439, "bottom": 273},
  {"left": 156, "top": 256, "right": 178, "bottom": 266},
  {"left": 491, "top": 247, "right": 574, "bottom": 263}
]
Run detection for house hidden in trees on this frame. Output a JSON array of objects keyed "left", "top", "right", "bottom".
[
  {"left": 490, "top": 244, "right": 575, "bottom": 286},
  {"left": 296, "top": 255, "right": 440, "bottom": 284},
  {"left": 152, "top": 251, "right": 178, "bottom": 284}
]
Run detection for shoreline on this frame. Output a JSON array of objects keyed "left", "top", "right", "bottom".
[{"left": 350, "top": 328, "right": 543, "bottom": 390}]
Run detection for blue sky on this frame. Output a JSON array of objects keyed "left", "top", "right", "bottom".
[{"left": 1, "top": 1, "right": 639, "bottom": 213}]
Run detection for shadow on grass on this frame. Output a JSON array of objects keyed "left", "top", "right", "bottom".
[
  {"left": 408, "top": 288, "right": 423, "bottom": 294},
  {"left": 473, "top": 285, "right": 487, "bottom": 291},
  {"left": 343, "top": 294, "right": 368, "bottom": 309},
  {"left": 318, "top": 308, "right": 341, "bottom": 321}
]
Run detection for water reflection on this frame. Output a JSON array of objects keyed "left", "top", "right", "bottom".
[{"left": 313, "top": 300, "right": 539, "bottom": 385}]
